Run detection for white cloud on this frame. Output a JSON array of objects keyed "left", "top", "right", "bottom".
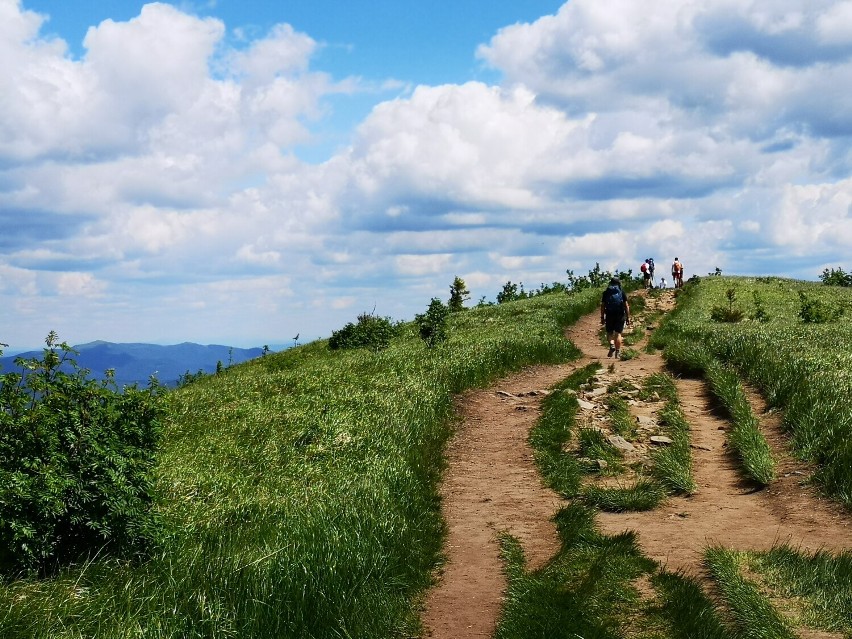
[{"left": 6, "top": 0, "right": 852, "bottom": 348}]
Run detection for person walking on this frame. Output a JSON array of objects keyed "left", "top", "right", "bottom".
[
  {"left": 671, "top": 257, "right": 684, "bottom": 288},
  {"left": 648, "top": 257, "right": 656, "bottom": 288},
  {"left": 601, "top": 277, "right": 630, "bottom": 359},
  {"left": 641, "top": 259, "right": 652, "bottom": 289}
]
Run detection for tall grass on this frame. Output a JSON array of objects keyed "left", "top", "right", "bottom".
[
  {"left": 643, "top": 373, "right": 696, "bottom": 495},
  {"left": 705, "top": 546, "right": 796, "bottom": 639},
  {"left": 0, "top": 289, "right": 601, "bottom": 638},
  {"left": 495, "top": 504, "right": 657, "bottom": 639},
  {"left": 654, "top": 278, "right": 852, "bottom": 493},
  {"left": 750, "top": 544, "right": 852, "bottom": 635}
]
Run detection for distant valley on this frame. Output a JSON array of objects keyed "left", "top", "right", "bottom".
[{"left": 0, "top": 341, "right": 270, "bottom": 387}]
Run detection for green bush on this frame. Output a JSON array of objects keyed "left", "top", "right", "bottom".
[
  {"left": 415, "top": 298, "right": 450, "bottom": 347},
  {"left": 819, "top": 267, "right": 852, "bottom": 287},
  {"left": 798, "top": 291, "right": 842, "bottom": 323},
  {"left": 328, "top": 312, "right": 398, "bottom": 350},
  {"left": 0, "top": 333, "right": 164, "bottom": 575}
]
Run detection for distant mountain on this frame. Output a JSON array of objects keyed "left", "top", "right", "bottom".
[{"left": 0, "top": 341, "right": 266, "bottom": 387}]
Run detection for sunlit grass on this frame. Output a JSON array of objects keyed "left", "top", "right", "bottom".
[{"left": 0, "top": 289, "right": 601, "bottom": 638}]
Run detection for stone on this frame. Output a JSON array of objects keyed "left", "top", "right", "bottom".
[
  {"left": 607, "top": 435, "right": 635, "bottom": 452},
  {"left": 577, "top": 399, "right": 596, "bottom": 411},
  {"left": 595, "top": 459, "right": 609, "bottom": 470},
  {"left": 586, "top": 387, "right": 607, "bottom": 398},
  {"left": 496, "top": 391, "right": 515, "bottom": 398},
  {"left": 636, "top": 415, "right": 656, "bottom": 427},
  {"left": 650, "top": 436, "right": 673, "bottom": 445}
]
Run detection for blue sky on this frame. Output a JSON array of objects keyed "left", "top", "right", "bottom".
[{"left": 2, "top": 0, "right": 852, "bottom": 350}]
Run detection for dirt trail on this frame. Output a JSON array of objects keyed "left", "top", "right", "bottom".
[
  {"left": 421, "top": 365, "right": 570, "bottom": 639},
  {"left": 422, "top": 291, "right": 852, "bottom": 637}
]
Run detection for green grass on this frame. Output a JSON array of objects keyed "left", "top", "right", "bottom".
[
  {"left": 653, "top": 276, "right": 852, "bottom": 505},
  {"left": 644, "top": 374, "right": 696, "bottom": 495},
  {"left": 529, "top": 363, "right": 600, "bottom": 497},
  {"left": 0, "top": 289, "right": 602, "bottom": 639},
  {"left": 606, "top": 394, "right": 637, "bottom": 437},
  {"left": 495, "top": 504, "right": 659, "bottom": 639},
  {"left": 705, "top": 546, "right": 796, "bottom": 639},
  {"left": 581, "top": 478, "right": 667, "bottom": 512},
  {"left": 748, "top": 544, "right": 852, "bottom": 635}
]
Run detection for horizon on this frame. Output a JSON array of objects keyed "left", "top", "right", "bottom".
[{"left": 3, "top": 1, "right": 852, "bottom": 349}]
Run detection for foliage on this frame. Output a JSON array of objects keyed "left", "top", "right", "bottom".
[
  {"left": 566, "top": 262, "right": 637, "bottom": 294},
  {"left": 797, "top": 291, "right": 843, "bottom": 323},
  {"left": 328, "top": 311, "right": 398, "bottom": 351},
  {"left": 415, "top": 298, "right": 450, "bottom": 347},
  {"left": 0, "top": 287, "right": 603, "bottom": 638},
  {"left": 819, "top": 266, "right": 852, "bottom": 287},
  {"left": 497, "top": 280, "right": 527, "bottom": 303},
  {"left": 710, "top": 288, "right": 744, "bottom": 323},
  {"left": 447, "top": 276, "right": 470, "bottom": 312},
  {"left": 751, "top": 291, "right": 770, "bottom": 323},
  {"left": 0, "top": 333, "right": 164, "bottom": 576}
]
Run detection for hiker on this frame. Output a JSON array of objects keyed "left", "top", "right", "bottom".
[
  {"left": 640, "top": 259, "right": 652, "bottom": 289},
  {"left": 648, "top": 257, "right": 656, "bottom": 288},
  {"left": 671, "top": 257, "right": 684, "bottom": 288},
  {"left": 601, "top": 277, "right": 630, "bottom": 359},
  {"left": 659, "top": 277, "right": 667, "bottom": 289}
]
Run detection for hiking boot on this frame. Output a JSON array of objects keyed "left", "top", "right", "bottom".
[
  {"left": 614, "top": 349, "right": 620, "bottom": 359},
  {"left": 607, "top": 346, "right": 615, "bottom": 358}
]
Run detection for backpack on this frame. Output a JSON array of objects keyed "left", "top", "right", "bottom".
[
  {"left": 640, "top": 262, "right": 648, "bottom": 273},
  {"left": 604, "top": 286, "right": 625, "bottom": 316}
]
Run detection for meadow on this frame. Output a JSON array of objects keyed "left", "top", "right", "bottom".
[
  {"left": 0, "top": 289, "right": 599, "bottom": 638},
  {"left": 3, "top": 274, "right": 852, "bottom": 638}
]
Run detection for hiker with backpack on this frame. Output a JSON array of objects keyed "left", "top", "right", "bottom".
[
  {"left": 640, "top": 260, "right": 652, "bottom": 289},
  {"left": 600, "top": 277, "right": 631, "bottom": 359},
  {"left": 647, "top": 257, "right": 656, "bottom": 288},
  {"left": 671, "top": 257, "right": 684, "bottom": 288}
]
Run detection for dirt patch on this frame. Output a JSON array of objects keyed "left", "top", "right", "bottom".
[{"left": 421, "top": 290, "right": 852, "bottom": 637}]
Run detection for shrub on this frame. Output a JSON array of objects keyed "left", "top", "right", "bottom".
[
  {"left": 497, "top": 281, "right": 527, "bottom": 303},
  {"left": 415, "top": 298, "right": 450, "bottom": 347},
  {"left": 798, "top": 291, "right": 842, "bottom": 323},
  {"left": 328, "top": 312, "right": 398, "bottom": 350},
  {"left": 0, "top": 333, "right": 164, "bottom": 575}
]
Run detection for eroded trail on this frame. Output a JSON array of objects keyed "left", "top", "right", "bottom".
[
  {"left": 423, "top": 292, "right": 852, "bottom": 637},
  {"left": 566, "top": 303, "right": 851, "bottom": 572},
  {"left": 421, "top": 365, "right": 571, "bottom": 638}
]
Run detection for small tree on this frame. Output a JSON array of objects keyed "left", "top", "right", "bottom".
[
  {"left": 820, "top": 267, "right": 852, "bottom": 287},
  {"left": 497, "top": 281, "right": 526, "bottom": 303},
  {"left": 448, "top": 276, "right": 471, "bottom": 312},
  {"left": 416, "top": 298, "right": 449, "bottom": 347},
  {"left": 710, "top": 288, "right": 744, "bottom": 322},
  {"left": 0, "top": 333, "right": 164, "bottom": 575}
]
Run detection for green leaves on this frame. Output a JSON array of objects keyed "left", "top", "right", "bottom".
[{"left": 0, "top": 335, "right": 165, "bottom": 575}]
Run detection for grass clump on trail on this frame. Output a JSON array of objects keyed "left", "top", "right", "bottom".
[
  {"left": 529, "top": 363, "right": 600, "bottom": 497},
  {"left": 0, "top": 288, "right": 601, "bottom": 639},
  {"left": 643, "top": 373, "right": 696, "bottom": 495}
]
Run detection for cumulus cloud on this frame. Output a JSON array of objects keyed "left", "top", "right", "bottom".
[{"left": 3, "top": 0, "right": 852, "bottom": 347}]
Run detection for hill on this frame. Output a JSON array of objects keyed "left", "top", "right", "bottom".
[{"left": 0, "top": 341, "right": 265, "bottom": 387}]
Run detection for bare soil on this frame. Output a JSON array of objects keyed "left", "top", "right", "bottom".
[{"left": 421, "top": 291, "right": 852, "bottom": 638}]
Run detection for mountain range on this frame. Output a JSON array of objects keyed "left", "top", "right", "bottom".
[{"left": 0, "top": 341, "right": 267, "bottom": 387}]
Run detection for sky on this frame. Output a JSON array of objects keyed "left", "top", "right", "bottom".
[{"left": 2, "top": 0, "right": 852, "bottom": 350}]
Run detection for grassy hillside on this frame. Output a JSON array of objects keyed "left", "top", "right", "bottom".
[
  {"left": 653, "top": 275, "right": 852, "bottom": 506},
  {"left": 0, "top": 289, "right": 600, "bottom": 639}
]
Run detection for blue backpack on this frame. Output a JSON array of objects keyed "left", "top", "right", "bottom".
[{"left": 604, "top": 285, "right": 625, "bottom": 316}]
